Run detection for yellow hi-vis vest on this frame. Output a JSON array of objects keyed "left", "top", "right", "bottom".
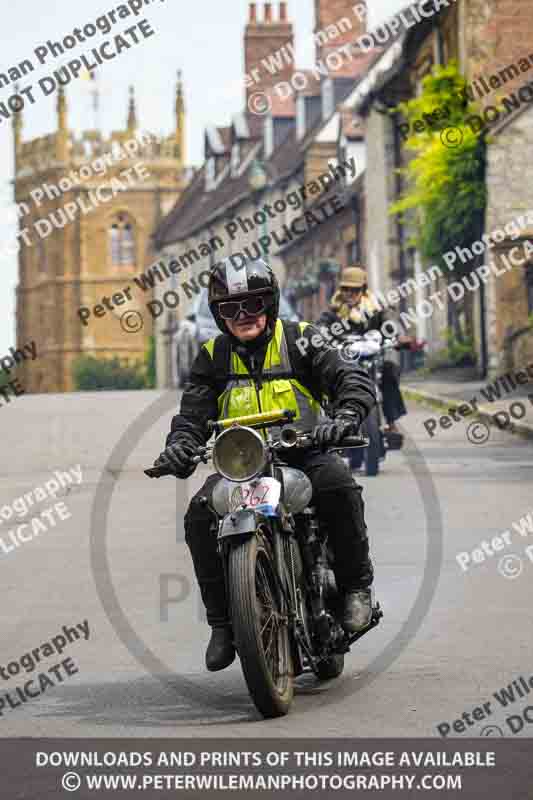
[{"left": 202, "top": 319, "right": 322, "bottom": 432}]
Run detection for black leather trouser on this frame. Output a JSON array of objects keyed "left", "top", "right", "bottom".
[
  {"left": 184, "top": 451, "right": 374, "bottom": 627},
  {"left": 382, "top": 360, "right": 407, "bottom": 425}
]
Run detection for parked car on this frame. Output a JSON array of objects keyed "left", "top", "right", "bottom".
[{"left": 173, "top": 290, "right": 299, "bottom": 387}]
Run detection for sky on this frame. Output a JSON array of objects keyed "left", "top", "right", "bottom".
[{"left": 0, "top": 0, "right": 407, "bottom": 354}]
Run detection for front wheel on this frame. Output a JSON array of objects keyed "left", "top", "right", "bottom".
[{"left": 228, "top": 534, "right": 294, "bottom": 718}]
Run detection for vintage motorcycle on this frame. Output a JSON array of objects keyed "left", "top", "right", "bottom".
[
  {"left": 334, "top": 331, "right": 404, "bottom": 476},
  {"left": 146, "top": 408, "right": 382, "bottom": 719}
]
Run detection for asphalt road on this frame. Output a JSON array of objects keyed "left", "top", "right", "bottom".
[{"left": 1, "top": 389, "right": 532, "bottom": 738}]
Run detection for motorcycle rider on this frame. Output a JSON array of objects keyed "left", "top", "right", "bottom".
[
  {"left": 154, "top": 257, "right": 377, "bottom": 672},
  {"left": 318, "top": 266, "right": 408, "bottom": 433}
]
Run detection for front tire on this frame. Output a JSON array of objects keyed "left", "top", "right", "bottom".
[{"left": 229, "top": 534, "right": 294, "bottom": 718}]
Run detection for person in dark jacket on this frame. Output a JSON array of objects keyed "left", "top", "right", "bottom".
[
  {"left": 154, "top": 257, "right": 377, "bottom": 672},
  {"left": 318, "top": 266, "right": 407, "bottom": 431}
]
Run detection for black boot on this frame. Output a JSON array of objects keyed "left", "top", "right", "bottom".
[
  {"left": 342, "top": 588, "right": 372, "bottom": 633},
  {"left": 185, "top": 487, "right": 235, "bottom": 671},
  {"left": 206, "top": 625, "right": 236, "bottom": 672}
]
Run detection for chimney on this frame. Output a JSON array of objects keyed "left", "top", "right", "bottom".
[
  {"left": 314, "top": 0, "right": 367, "bottom": 63},
  {"left": 244, "top": 3, "right": 295, "bottom": 108}
]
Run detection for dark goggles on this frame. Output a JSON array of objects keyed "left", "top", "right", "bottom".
[{"left": 217, "top": 295, "right": 271, "bottom": 321}]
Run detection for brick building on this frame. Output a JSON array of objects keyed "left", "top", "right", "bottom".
[{"left": 14, "top": 75, "right": 190, "bottom": 393}]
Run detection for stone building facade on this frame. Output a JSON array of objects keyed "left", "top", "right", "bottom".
[
  {"left": 14, "top": 76, "right": 190, "bottom": 393},
  {"left": 349, "top": 0, "right": 533, "bottom": 376},
  {"left": 485, "top": 107, "right": 533, "bottom": 373}
]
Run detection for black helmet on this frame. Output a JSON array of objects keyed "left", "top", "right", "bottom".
[{"left": 208, "top": 256, "right": 280, "bottom": 333}]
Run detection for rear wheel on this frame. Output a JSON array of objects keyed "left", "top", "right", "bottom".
[{"left": 229, "top": 534, "right": 294, "bottom": 718}]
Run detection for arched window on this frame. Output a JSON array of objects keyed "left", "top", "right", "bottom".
[{"left": 109, "top": 215, "right": 135, "bottom": 266}]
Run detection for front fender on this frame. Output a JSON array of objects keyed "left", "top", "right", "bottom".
[{"left": 218, "top": 509, "right": 271, "bottom": 541}]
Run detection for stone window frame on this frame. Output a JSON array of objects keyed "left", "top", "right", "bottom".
[{"left": 109, "top": 212, "right": 136, "bottom": 267}]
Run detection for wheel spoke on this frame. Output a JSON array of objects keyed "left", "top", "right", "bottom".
[
  {"left": 260, "top": 612, "right": 274, "bottom": 636},
  {"left": 254, "top": 548, "right": 287, "bottom": 690}
]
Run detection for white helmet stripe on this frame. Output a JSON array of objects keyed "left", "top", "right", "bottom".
[{"left": 226, "top": 256, "right": 249, "bottom": 295}]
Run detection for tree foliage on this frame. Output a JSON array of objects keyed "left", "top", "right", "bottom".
[
  {"left": 145, "top": 335, "right": 156, "bottom": 389},
  {"left": 72, "top": 355, "right": 147, "bottom": 391},
  {"left": 390, "top": 61, "right": 487, "bottom": 276}
]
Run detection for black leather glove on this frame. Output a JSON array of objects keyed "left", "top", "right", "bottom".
[
  {"left": 313, "top": 411, "right": 362, "bottom": 450},
  {"left": 154, "top": 440, "right": 198, "bottom": 478}
]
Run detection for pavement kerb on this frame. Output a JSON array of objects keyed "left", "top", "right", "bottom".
[{"left": 403, "top": 385, "right": 533, "bottom": 442}]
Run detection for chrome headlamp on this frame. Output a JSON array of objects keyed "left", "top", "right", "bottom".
[{"left": 212, "top": 425, "right": 268, "bottom": 482}]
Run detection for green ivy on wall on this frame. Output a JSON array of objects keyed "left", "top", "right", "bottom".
[{"left": 390, "top": 61, "right": 487, "bottom": 278}]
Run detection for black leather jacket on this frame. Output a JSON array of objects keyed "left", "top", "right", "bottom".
[{"left": 166, "top": 319, "right": 376, "bottom": 449}]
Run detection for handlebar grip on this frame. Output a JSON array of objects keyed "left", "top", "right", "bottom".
[
  {"left": 339, "top": 435, "right": 368, "bottom": 448},
  {"left": 144, "top": 465, "right": 173, "bottom": 478}
]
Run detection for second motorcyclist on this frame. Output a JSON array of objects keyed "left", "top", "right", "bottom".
[
  {"left": 318, "top": 266, "right": 408, "bottom": 433},
  {"left": 154, "top": 257, "right": 378, "bottom": 672}
]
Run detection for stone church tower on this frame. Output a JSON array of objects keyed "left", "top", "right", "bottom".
[{"left": 14, "top": 75, "right": 189, "bottom": 393}]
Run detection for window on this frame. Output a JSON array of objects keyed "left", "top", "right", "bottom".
[
  {"left": 264, "top": 116, "right": 274, "bottom": 159},
  {"left": 296, "top": 95, "right": 306, "bottom": 140},
  {"left": 346, "top": 240, "right": 359, "bottom": 264},
  {"left": 205, "top": 157, "right": 215, "bottom": 191},
  {"left": 322, "top": 78, "right": 334, "bottom": 120},
  {"left": 109, "top": 215, "right": 135, "bottom": 266},
  {"left": 231, "top": 143, "right": 240, "bottom": 176}
]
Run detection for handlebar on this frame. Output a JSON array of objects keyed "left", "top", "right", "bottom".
[
  {"left": 208, "top": 408, "right": 295, "bottom": 434},
  {"left": 145, "top": 427, "right": 368, "bottom": 479}
]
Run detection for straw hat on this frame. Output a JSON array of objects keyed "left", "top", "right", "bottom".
[{"left": 339, "top": 266, "right": 367, "bottom": 289}]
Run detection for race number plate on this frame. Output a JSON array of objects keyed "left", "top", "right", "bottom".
[{"left": 229, "top": 478, "right": 281, "bottom": 514}]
